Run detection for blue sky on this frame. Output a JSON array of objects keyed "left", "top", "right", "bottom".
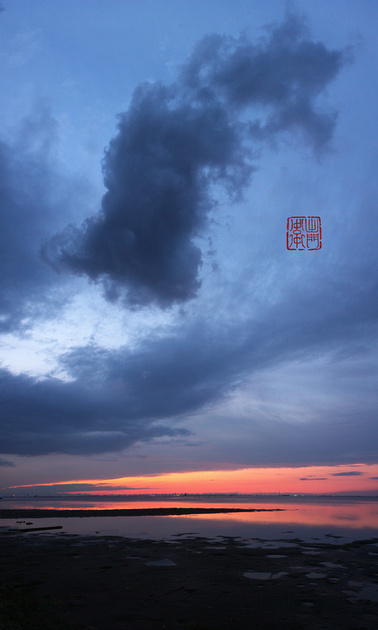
[{"left": 0, "top": 1, "right": 377, "bottom": 494}]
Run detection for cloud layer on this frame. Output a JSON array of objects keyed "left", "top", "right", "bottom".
[{"left": 1, "top": 10, "right": 376, "bottom": 470}]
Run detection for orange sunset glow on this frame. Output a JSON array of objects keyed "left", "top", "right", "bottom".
[{"left": 10, "top": 464, "right": 378, "bottom": 496}]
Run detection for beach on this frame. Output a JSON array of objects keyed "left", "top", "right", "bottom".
[{"left": 1, "top": 509, "right": 378, "bottom": 629}]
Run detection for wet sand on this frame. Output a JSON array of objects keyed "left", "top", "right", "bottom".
[{"left": 1, "top": 515, "right": 378, "bottom": 629}]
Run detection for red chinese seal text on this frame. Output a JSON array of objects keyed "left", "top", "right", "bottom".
[{"left": 287, "top": 216, "right": 322, "bottom": 250}]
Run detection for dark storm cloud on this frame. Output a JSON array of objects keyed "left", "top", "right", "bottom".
[
  {"left": 44, "top": 11, "right": 350, "bottom": 307},
  {"left": 43, "top": 84, "right": 251, "bottom": 307},
  {"left": 0, "top": 367, "right": 189, "bottom": 456},
  {"left": 331, "top": 471, "right": 364, "bottom": 477}
]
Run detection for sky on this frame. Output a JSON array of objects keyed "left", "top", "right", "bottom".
[{"left": 0, "top": 0, "right": 377, "bottom": 496}]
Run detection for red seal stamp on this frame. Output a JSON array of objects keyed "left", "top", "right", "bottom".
[{"left": 287, "top": 216, "right": 322, "bottom": 250}]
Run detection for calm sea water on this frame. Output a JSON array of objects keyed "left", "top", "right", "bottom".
[{"left": 1, "top": 495, "right": 377, "bottom": 542}]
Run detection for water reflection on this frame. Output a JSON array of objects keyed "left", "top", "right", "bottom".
[
  {"left": 186, "top": 502, "right": 378, "bottom": 529},
  {"left": 1, "top": 496, "right": 377, "bottom": 541}
]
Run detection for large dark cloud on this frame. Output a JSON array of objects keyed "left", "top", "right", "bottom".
[
  {"left": 44, "top": 11, "right": 351, "bottom": 308},
  {"left": 43, "top": 85, "right": 251, "bottom": 307},
  {"left": 0, "top": 366, "right": 189, "bottom": 456}
]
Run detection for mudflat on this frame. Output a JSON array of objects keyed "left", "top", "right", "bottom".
[
  {"left": 1, "top": 526, "right": 378, "bottom": 629},
  {"left": 0, "top": 506, "right": 283, "bottom": 519}
]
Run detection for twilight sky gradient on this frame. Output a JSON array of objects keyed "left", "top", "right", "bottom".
[{"left": 0, "top": 1, "right": 377, "bottom": 496}]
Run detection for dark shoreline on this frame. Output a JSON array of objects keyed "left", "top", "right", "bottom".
[
  {"left": 0, "top": 506, "right": 284, "bottom": 519},
  {"left": 1, "top": 529, "right": 378, "bottom": 629}
]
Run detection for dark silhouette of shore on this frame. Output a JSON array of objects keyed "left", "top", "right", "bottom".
[
  {"left": 0, "top": 506, "right": 284, "bottom": 519},
  {"left": 1, "top": 528, "right": 377, "bottom": 629}
]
